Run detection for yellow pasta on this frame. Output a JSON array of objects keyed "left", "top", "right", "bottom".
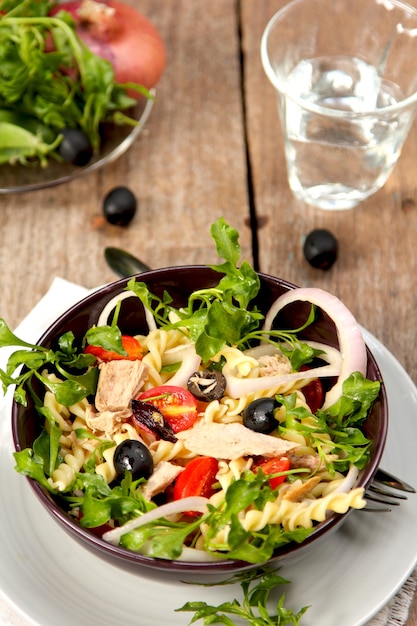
[
  {"left": 240, "top": 488, "right": 366, "bottom": 533},
  {"left": 149, "top": 438, "right": 193, "bottom": 464},
  {"left": 37, "top": 321, "right": 369, "bottom": 561},
  {"left": 138, "top": 328, "right": 194, "bottom": 389}
]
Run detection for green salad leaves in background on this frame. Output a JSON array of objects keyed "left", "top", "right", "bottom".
[{"left": 0, "top": 0, "right": 148, "bottom": 165}]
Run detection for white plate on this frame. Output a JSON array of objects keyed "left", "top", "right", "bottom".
[{"left": 0, "top": 328, "right": 416, "bottom": 626}]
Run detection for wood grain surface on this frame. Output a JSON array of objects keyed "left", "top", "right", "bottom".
[{"left": 0, "top": 1, "right": 416, "bottom": 623}]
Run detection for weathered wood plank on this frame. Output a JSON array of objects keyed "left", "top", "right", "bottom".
[
  {"left": 0, "top": 0, "right": 250, "bottom": 329},
  {"left": 241, "top": 0, "right": 417, "bottom": 385}
]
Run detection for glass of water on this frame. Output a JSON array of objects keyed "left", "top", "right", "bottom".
[{"left": 261, "top": 0, "right": 417, "bottom": 210}]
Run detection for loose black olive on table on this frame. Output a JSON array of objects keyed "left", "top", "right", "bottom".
[
  {"left": 58, "top": 128, "right": 93, "bottom": 166},
  {"left": 187, "top": 370, "right": 226, "bottom": 402},
  {"left": 113, "top": 439, "right": 154, "bottom": 480},
  {"left": 242, "top": 397, "right": 280, "bottom": 434},
  {"left": 303, "top": 228, "right": 338, "bottom": 270},
  {"left": 103, "top": 186, "right": 137, "bottom": 226}
]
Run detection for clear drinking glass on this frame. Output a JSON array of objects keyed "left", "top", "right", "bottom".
[{"left": 261, "top": 0, "right": 417, "bottom": 210}]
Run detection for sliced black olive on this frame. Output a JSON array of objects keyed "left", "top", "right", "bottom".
[
  {"left": 58, "top": 128, "right": 93, "bottom": 166},
  {"left": 187, "top": 370, "right": 226, "bottom": 402},
  {"left": 242, "top": 397, "right": 280, "bottom": 434},
  {"left": 113, "top": 439, "right": 154, "bottom": 480},
  {"left": 131, "top": 399, "right": 177, "bottom": 443},
  {"left": 303, "top": 229, "right": 338, "bottom": 270},
  {"left": 103, "top": 186, "right": 137, "bottom": 226}
]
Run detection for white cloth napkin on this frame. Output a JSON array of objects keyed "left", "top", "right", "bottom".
[{"left": 0, "top": 277, "right": 416, "bottom": 626}]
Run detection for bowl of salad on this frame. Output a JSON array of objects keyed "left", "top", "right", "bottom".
[{"left": 7, "top": 218, "right": 387, "bottom": 575}]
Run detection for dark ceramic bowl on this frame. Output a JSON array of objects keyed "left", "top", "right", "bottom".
[{"left": 11, "top": 267, "right": 388, "bottom": 575}]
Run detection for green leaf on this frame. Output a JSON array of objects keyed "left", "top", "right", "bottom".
[
  {"left": 210, "top": 217, "right": 241, "bottom": 267},
  {"left": 36, "top": 408, "right": 62, "bottom": 475},
  {"left": 323, "top": 372, "right": 380, "bottom": 426},
  {"left": 177, "top": 567, "right": 309, "bottom": 625},
  {"left": 55, "top": 362, "right": 99, "bottom": 397},
  {"left": 80, "top": 486, "right": 112, "bottom": 528},
  {"left": 13, "top": 448, "right": 57, "bottom": 493},
  {"left": 0, "top": 2, "right": 149, "bottom": 164},
  {"left": 0, "top": 318, "right": 39, "bottom": 349},
  {"left": 85, "top": 325, "right": 126, "bottom": 354},
  {"left": 37, "top": 373, "right": 89, "bottom": 406},
  {"left": 6, "top": 348, "right": 48, "bottom": 375},
  {"left": 127, "top": 218, "right": 263, "bottom": 362}
]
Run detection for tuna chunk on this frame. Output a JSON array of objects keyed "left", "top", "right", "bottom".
[
  {"left": 85, "top": 406, "right": 131, "bottom": 437},
  {"left": 141, "top": 461, "right": 184, "bottom": 501},
  {"left": 95, "top": 359, "right": 148, "bottom": 412},
  {"left": 288, "top": 453, "right": 338, "bottom": 472},
  {"left": 258, "top": 353, "right": 292, "bottom": 377},
  {"left": 176, "top": 422, "right": 298, "bottom": 460}
]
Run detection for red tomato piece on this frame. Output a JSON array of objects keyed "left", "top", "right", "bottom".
[
  {"left": 300, "top": 366, "right": 324, "bottom": 413},
  {"left": 85, "top": 335, "right": 142, "bottom": 362},
  {"left": 137, "top": 385, "right": 198, "bottom": 433},
  {"left": 257, "top": 456, "right": 291, "bottom": 489},
  {"left": 173, "top": 456, "right": 219, "bottom": 517}
]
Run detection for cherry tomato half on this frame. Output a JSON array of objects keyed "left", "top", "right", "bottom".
[
  {"left": 137, "top": 385, "right": 198, "bottom": 433},
  {"left": 256, "top": 456, "right": 291, "bottom": 489},
  {"left": 300, "top": 366, "right": 324, "bottom": 414},
  {"left": 85, "top": 335, "right": 143, "bottom": 362},
  {"left": 173, "top": 456, "right": 219, "bottom": 517}
]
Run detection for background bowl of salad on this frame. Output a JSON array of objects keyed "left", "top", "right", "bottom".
[{"left": 10, "top": 265, "right": 388, "bottom": 576}]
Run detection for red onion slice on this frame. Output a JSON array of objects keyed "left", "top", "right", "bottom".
[
  {"left": 224, "top": 360, "right": 340, "bottom": 399},
  {"left": 263, "top": 287, "right": 367, "bottom": 409},
  {"left": 102, "top": 496, "right": 209, "bottom": 545},
  {"left": 97, "top": 290, "right": 157, "bottom": 331},
  {"left": 167, "top": 345, "right": 202, "bottom": 387}
]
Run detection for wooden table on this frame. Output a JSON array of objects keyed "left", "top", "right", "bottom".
[{"left": 0, "top": 1, "right": 416, "bottom": 623}]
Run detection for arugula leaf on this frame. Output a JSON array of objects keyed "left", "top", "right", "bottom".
[
  {"left": 36, "top": 407, "right": 62, "bottom": 475},
  {"left": 321, "top": 372, "right": 381, "bottom": 427},
  {"left": 13, "top": 447, "right": 58, "bottom": 492},
  {"left": 177, "top": 567, "right": 309, "bottom": 625},
  {"left": 277, "top": 373, "right": 379, "bottom": 472},
  {"left": 127, "top": 218, "right": 263, "bottom": 362},
  {"left": 85, "top": 325, "right": 126, "bottom": 354},
  {"left": 0, "top": 318, "right": 40, "bottom": 350},
  {"left": 0, "top": 318, "right": 116, "bottom": 406},
  {"left": 117, "top": 469, "right": 311, "bottom": 564},
  {"left": 126, "top": 225, "right": 319, "bottom": 366},
  {"left": 0, "top": 0, "right": 151, "bottom": 164},
  {"left": 76, "top": 472, "right": 156, "bottom": 528}
]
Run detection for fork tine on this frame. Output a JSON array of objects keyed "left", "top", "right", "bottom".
[
  {"left": 367, "top": 484, "right": 408, "bottom": 500},
  {"left": 360, "top": 468, "right": 415, "bottom": 512},
  {"left": 361, "top": 502, "right": 392, "bottom": 512},
  {"left": 374, "top": 468, "right": 416, "bottom": 494},
  {"left": 365, "top": 491, "right": 401, "bottom": 506}
]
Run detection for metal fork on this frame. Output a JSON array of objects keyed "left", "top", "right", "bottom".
[{"left": 362, "top": 468, "right": 416, "bottom": 512}]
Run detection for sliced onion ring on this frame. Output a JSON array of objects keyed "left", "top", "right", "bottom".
[
  {"left": 224, "top": 359, "right": 340, "bottom": 399},
  {"left": 166, "top": 344, "right": 202, "bottom": 388},
  {"left": 263, "top": 287, "right": 367, "bottom": 409},
  {"left": 225, "top": 339, "right": 342, "bottom": 400},
  {"left": 102, "top": 496, "right": 209, "bottom": 545},
  {"left": 97, "top": 290, "right": 157, "bottom": 331}
]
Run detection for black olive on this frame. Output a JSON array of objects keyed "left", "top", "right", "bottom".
[
  {"left": 103, "top": 186, "right": 137, "bottom": 226},
  {"left": 242, "top": 397, "right": 280, "bottom": 434},
  {"left": 303, "top": 229, "right": 338, "bottom": 270},
  {"left": 113, "top": 440, "right": 154, "bottom": 480},
  {"left": 187, "top": 370, "right": 226, "bottom": 401},
  {"left": 58, "top": 128, "right": 93, "bottom": 166}
]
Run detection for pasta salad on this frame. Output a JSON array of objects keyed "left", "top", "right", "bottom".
[{"left": 0, "top": 218, "right": 381, "bottom": 565}]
